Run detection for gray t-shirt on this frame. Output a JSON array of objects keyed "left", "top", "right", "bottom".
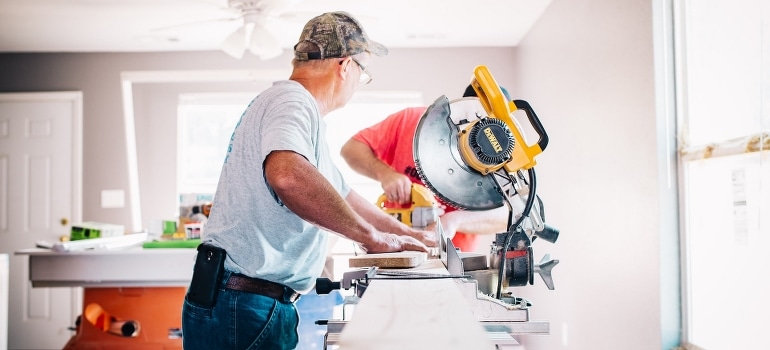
[{"left": 203, "top": 80, "right": 350, "bottom": 293}]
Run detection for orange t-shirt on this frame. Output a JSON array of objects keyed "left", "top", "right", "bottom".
[{"left": 351, "top": 106, "right": 479, "bottom": 252}]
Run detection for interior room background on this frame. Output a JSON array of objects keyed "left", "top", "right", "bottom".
[{"left": 2, "top": 0, "right": 767, "bottom": 349}]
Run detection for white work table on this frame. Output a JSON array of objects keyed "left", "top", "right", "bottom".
[
  {"left": 336, "top": 259, "right": 496, "bottom": 350},
  {"left": 15, "top": 248, "right": 196, "bottom": 288}
]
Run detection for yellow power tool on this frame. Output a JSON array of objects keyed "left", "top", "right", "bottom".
[
  {"left": 376, "top": 184, "right": 439, "bottom": 229},
  {"left": 413, "top": 65, "right": 560, "bottom": 296}
]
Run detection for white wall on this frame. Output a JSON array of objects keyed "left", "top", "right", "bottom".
[
  {"left": 0, "top": 48, "right": 518, "bottom": 232},
  {"left": 509, "top": 0, "right": 677, "bottom": 349}
]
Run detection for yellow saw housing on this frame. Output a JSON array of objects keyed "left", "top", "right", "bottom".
[{"left": 458, "top": 65, "right": 545, "bottom": 174}]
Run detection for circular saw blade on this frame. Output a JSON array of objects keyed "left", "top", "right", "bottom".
[{"left": 413, "top": 96, "right": 504, "bottom": 210}]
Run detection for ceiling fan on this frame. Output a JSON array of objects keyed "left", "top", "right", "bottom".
[
  {"left": 152, "top": 0, "right": 307, "bottom": 60},
  {"left": 220, "top": 0, "right": 299, "bottom": 60}
]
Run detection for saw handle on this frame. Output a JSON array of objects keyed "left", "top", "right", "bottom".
[
  {"left": 472, "top": 65, "right": 549, "bottom": 171},
  {"left": 512, "top": 99, "right": 549, "bottom": 152}
]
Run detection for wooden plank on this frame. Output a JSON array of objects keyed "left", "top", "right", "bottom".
[{"left": 348, "top": 252, "right": 427, "bottom": 268}]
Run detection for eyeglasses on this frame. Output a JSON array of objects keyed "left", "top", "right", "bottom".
[{"left": 350, "top": 58, "right": 373, "bottom": 85}]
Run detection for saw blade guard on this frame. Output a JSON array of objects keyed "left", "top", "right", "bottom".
[{"left": 413, "top": 96, "right": 506, "bottom": 210}]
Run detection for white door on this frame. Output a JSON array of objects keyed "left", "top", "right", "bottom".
[{"left": 0, "top": 92, "right": 83, "bottom": 349}]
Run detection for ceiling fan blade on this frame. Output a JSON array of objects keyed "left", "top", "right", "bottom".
[
  {"left": 248, "top": 23, "right": 283, "bottom": 60},
  {"left": 273, "top": 10, "right": 321, "bottom": 24},
  {"left": 222, "top": 25, "right": 248, "bottom": 59},
  {"left": 249, "top": 0, "right": 305, "bottom": 14},
  {"left": 150, "top": 16, "right": 239, "bottom": 33}
]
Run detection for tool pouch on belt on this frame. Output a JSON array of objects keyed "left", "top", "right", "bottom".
[{"left": 186, "top": 243, "right": 226, "bottom": 308}]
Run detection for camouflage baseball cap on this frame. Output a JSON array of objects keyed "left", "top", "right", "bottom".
[{"left": 294, "top": 11, "right": 388, "bottom": 61}]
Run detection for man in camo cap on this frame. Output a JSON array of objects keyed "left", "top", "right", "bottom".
[
  {"left": 294, "top": 11, "right": 387, "bottom": 60},
  {"left": 181, "top": 11, "right": 435, "bottom": 350}
]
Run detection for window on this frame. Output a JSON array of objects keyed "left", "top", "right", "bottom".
[
  {"left": 675, "top": 1, "right": 769, "bottom": 349},
  {"left": 177, "top": 91, "right": 423, "bottom": 200},
  {"left": 177, "top": 93, "right": 254, "bottom": 197}
]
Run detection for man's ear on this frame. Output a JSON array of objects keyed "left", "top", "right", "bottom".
[{"left": 338, "top": 57, "right": 351, "bottom": 78}]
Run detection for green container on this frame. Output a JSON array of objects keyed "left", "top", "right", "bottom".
[{"left": 162, "top": 220, "right": 177, "bottom": 234}]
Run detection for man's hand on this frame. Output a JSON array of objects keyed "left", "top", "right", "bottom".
[
  {"left": 340, "top": 138, "right": 412, "bottom": 205},
  {"left": 407, "top": 227, "right": 438, "bottom": 248},
  {"left": 360, "top": 232, "right": 430, "bottom": 254},
  {"left": 380, "top": 172, "right": 412, "bottom": 205}
]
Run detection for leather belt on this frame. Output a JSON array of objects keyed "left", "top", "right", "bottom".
[{"left": 225, "top": 274, "right": 300, "bottom": 303}]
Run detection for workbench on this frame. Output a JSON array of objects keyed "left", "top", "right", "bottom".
[
  {"left": 17, "top": 247, "right": 196, "bottom": 288},
  {"left": 16, "top": 247, "right": 196, "bottom": 350}
]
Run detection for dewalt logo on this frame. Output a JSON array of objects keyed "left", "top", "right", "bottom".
[{"left": 484, "top": 127, "right": 503, "bottom": 153}]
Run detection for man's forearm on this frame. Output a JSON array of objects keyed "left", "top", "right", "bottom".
[
  {"left": 340, "top": 139, "right": 394, "bottom": 182},
  {"left": 442, "top": 206, "right": 510, "bottom": 235},
  {"left": 346, "top": 190, "right": 436, "bottom": 247},
  {"left": 265, "top": 151, "right": 377, "bottom": 244},
  {"left": 341, "top": 138, "right": 413, "bottom": 204},
  {"left": 265, "top": 151, "right": 428, "bottom": 253},
  {"left": 345, "top": 190, "right": 410, "bottom": 236}
]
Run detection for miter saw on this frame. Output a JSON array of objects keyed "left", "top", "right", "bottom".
[
  {"left": 315, "top": 66, "right": 560, "bottom": 347},
  {"left": 413, "top": 65, "right": 560, "bottom": 300}
]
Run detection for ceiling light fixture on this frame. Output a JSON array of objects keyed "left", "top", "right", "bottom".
[{"left": 221, "top": 0, "right": 284, "bottom": 60}]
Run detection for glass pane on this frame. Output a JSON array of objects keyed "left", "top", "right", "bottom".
[
  {"left": 683, "top": 152, "right": 769, "bottom": 349},
  {"left": 177, "top": 92, "right": 424, "bottom": 201},
  {"left": 178, "top": 102, "right": 245, "bottom": 195},
  {"left": 683, "top": 0, "right": 768, "bottom": 146}
]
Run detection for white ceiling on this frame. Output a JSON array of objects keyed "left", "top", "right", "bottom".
[{"left": 0, "top": 0, "right": 552, "bottom": 54}]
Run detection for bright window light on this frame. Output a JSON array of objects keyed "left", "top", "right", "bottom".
[
  {"left": 177, "top": 91, "right": 423, "bottom": 201},
  {"left": 677, "top": 1, "right": 769, "bottom": 349}
]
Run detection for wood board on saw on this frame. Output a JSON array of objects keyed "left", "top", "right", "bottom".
[{"left": 348, "top": 251, "right": 427, "bottom": 268}]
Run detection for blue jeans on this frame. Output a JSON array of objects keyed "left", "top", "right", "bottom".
[{"left": 182, "top": 270, "right": 300, "bottom": 350}]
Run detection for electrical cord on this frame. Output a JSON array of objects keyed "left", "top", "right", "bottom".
[{"left": 495, "top": 167, "right": 537, "bottom": 299}]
